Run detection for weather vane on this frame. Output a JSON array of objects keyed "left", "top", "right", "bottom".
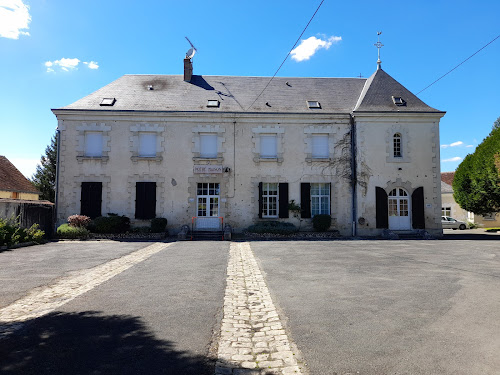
[{"left": 374, "top": 31, "right": 383, "bottom": 70}]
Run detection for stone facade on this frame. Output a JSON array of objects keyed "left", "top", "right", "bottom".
[{"left": 53, "top": 66, "right": 445, "bottom": 236}]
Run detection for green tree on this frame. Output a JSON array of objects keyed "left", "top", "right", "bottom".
[
  {"left": 31, "top": 134, "right": 57, "bottom": 202},
  {"left": 493, "top": 116, "right": 500, "bottom": 131},
  {"left": 453, "top": 123, "right": 500, "bottom": 215}
]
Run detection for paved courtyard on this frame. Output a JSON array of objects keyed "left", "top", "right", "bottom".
[{"left": 0, "top": 237, "right": 499, "bottom": 374}]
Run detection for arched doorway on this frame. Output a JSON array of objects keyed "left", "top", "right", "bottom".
[{"left": 388, "top": 188, "right": 411, "bottom": 230}]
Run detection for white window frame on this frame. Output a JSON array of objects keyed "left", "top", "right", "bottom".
[
  {"left": 262, "top": 182, "right": 278, "bottom": 218},
  {"left": 311, "top": 134, "right": 329, "bottom": 159},
  {"left": 138, "top": 132, "right": 157, "bottom": 157},
  {"left": 76, "top": 123, "right": 111, "bottom": 163},
  {"left": 442, "top": 206, "right": 451, "bottom": 217},
  {"left": 130, "top": 123, "right": 164, "bottom": 163},
  {"left": 84, "top": 132, "right": 103, "bottom": 157},
  {"left": 311, "top": 183, "right": 330, "bottom": 216},
  {"left": 393, "top": 133, "right": 402, "bottom": 158},
  {"left": 260, "top": 134, "right": 277, "bottom": 159},
  {"left": 199, "top": 133, "right": 218, "bottom": 159},
  {"left": 252, "top": 125, "right": 284, "bottom": 164}
]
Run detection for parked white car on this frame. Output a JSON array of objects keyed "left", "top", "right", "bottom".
[{"left": 441, "top": 216, "right": 468, "bottom": 230}]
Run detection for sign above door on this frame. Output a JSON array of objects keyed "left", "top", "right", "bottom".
[{"left": 193, "top": 165, "right": 223, "bottom": 174}]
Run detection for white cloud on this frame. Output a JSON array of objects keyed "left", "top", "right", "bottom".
[
  {"left": 290, "top": 35, "right": 342, "bottom": 62},
  {"left": 44, "top": 57, "right": 80, "bottom": 72},
  {"left": 441, "top": 141, "right": 464, "bottom": 148},
  {"left": 442, "top": 157, "right": 462, "bottom": 162},
  {"left": 84, "top": 61, "right": 99, "bottom": 69},
  {"left": 45, "top": 58, "right": 100, "bottom": 72},
  {"left": 465, "top": 145, "right": 474, "bottom": 148},
  {"left": 0, "top": 0, "right": 31, "bottom": 39}
]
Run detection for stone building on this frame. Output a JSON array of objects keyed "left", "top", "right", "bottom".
[{"left": 52, "top": 58, "right": 445, "bottom": 236}]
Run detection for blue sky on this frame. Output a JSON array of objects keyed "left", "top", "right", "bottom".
[{"left": 1, "top": 0, "right": 499, "bottom": 177}]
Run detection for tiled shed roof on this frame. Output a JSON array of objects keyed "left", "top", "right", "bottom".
[
  {"left": 0, "top": 156, "right": 39, "bottom": 194},
  {"left": 441, "top": 172, "right": 455, "bottom": 186}
]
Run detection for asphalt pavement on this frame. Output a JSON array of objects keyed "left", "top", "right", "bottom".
[
  {"left": 1, "top": 237, "right": 499, "bottom": 375},
  {"left": 0, "top": 241, "right": 229, "bottom": 375}
]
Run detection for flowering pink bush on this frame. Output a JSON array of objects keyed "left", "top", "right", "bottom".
[{"left": 67, "top": 215, "right": 91, "bottom": 228}]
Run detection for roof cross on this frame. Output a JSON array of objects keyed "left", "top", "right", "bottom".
[{"left": 374, "top": 31, "right": 383, "bottom": 70}]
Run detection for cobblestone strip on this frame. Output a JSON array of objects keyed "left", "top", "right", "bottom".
[
  {"left": 216, "top": 242, "right": 305, "bottom": 375},
  {"left": 0, "top": 242, "right": 171, "bottom": 336}
]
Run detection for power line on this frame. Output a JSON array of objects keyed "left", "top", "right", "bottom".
[
  {"left": 417, "top": 34, "right": 500, "bottom": 96},
  {"left": 246, "top": 0, "right": 325, "bottom": 111}
]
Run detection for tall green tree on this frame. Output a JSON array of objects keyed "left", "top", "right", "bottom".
[
  {"left": 453, "top": 121, "right": 500, "bottom": 215},
  {"left": 493, "top": 116, "right": 500, "bottom": 131},
  {"left": 31, "top": 134, "right": 57, "bottom": 202}
]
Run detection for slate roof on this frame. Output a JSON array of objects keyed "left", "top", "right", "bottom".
[
  {"left": 56, "top": 69, "right": 443, "bottom": 115},
  {"left": 0, "top": 156, "right": 39, "bottom": 194},
  {"left": 441, "top": 181, "right": 454, "bottom": 193},
  {"left": 59, "top": 75, "right": 366, "bottom": 114},
  {"left": 353, "top": 68, "right": 442, "bottom": 113}
]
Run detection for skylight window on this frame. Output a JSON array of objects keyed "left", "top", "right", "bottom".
[
  {"left": 100, "top": 98, "right": 116, "bottom": 106},
  {"left": 392, "top": 96, "right": 406, "bottom": 106},
  {"left": 207, "top": 100, "right": 220, "bottom": 108},
  {"left": 307, "top": 101, "right": 321, "bottom": 109}
]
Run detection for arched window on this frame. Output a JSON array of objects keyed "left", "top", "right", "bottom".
[{"left": 393, "top": 133, "right": 402, "bottom": 157}]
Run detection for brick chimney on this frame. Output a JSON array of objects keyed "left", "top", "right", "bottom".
[{"left": 184, "top": 58, "right": 193, "bottom": 82}]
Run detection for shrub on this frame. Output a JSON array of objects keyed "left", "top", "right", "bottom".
[
  {"left": 57, "top": 223, "right": 89, "bottom": 239},
  {"left": 88, "top": 214, "right": 130, "bottom": 234},
  {"left": 312, "top": 214, "right": 332, "bottom": 232},
  {"left": 247, "top": 221, "right": 298, "bottom": 235},
  {"left": 0, "top": 217, "right": 45, "bottom": 247},
  {"left": 67, "top": 215, "right": 91, "bottom": 228},
  {"left": 467, "top": 221, "right": 478, "bottom": 229},
  {"left": 150, "top": 217, "right": 168, "bottom": 233}
]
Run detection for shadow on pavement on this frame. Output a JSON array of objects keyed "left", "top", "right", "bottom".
[
  {"left": 0, "top": 311, "right": 222, "bottom": 375},
  {"left": 442, "top": 230, "right": 500, "bottom": 241}
]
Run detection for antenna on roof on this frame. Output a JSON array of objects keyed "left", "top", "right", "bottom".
[
  {"left": 374, "top": 31, "right": 383, "bottom": 70},
  {"left": 185, "top": 37, "right": 197, "bottom": 59}
]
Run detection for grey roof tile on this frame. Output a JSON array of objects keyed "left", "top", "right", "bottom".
[
  {"left": 58, "top": 75, "right": 367, "bottom": 113},
  {"left": 353, "top": 69, "right": 443, "bottom": 113}
]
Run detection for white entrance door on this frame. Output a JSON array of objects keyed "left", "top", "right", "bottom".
[
  {"left": 196, "top": 183, "right": 220, "bottom": 229},
  {"left": 388, "top": 188, "right": 411, "bottom": 230}
]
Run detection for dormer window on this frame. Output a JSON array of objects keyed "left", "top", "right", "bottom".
[
  {"left": 392, "top": 96, "right": 406, "bottom": 106},
  {"left": 307, "top": 101, "right": 321, "bottom": 109},
  {"left": 100, "top": 98, "right": 116, "bottom": 106}
]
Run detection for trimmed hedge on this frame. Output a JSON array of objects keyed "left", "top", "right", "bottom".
[
  {"left": 312, "top": 214, "right": 332, "bottom": 232},
  {"left": 247, "top": 221, "right": 298, "bottom": 235},
  {"left": 57, "top": 223, "right": 89, "bottom": 239},
  {"left": 88, "top": 214, "right": 130, "bottom": 234},
  {"left": 150, "top": 217, "right": 168, "bottom": 233}
]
